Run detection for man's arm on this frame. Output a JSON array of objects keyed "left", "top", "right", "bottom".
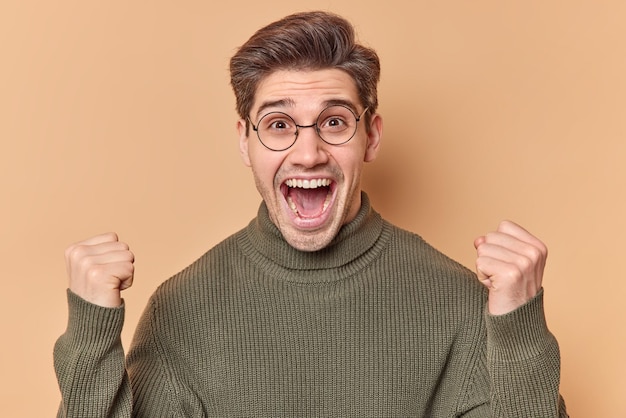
[
  {"left": 473, "top": 221, "right": 568, "bottom": 417},
  {"left": 54, "top": 233, "right": 135, "bottom": 417}
]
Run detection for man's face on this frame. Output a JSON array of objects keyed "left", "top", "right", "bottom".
[{"left": 238, "top": 69, "right": 382, "bottom": 252}]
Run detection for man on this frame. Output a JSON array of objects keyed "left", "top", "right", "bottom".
[{"left": 54, "top": 11, "right": 568, "bottom": 417}]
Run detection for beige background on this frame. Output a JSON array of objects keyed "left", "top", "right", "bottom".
[{"left": 1, "top": 1, "right": 624, "bottom": 416}]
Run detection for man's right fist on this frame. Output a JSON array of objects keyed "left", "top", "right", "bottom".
[{"left": 65, "top": 232, "right": 135, "bottom": 308}]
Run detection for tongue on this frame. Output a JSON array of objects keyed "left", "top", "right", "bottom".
[{"left": 288, "top": 187, "right": 329, "bottom": 217}]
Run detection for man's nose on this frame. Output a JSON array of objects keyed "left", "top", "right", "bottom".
[{"left": 288, "top": 124, "right": 329, "bottom": 167}]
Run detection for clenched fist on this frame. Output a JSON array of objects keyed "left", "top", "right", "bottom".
[
  {"left": 474, "top": 221, "right": 547, "bottom": 315},
  {"left": 65, "top": 232, "right": 135, "bottom": 308}
]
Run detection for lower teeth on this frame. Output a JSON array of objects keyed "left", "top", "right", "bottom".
[{"left": 286, "top": 193, "right": 331, "bottom": 217}]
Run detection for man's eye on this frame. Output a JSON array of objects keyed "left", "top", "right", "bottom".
[
  {"left": 262, "top": 117, "right": 294, "bottom": 135},
  {"left": 270, "top": 121, "right": 289, "bottom": 130},
  {"left": 321, "top": 117, "right": 347, "bottom": 130},
  {"left": 327, "top": 118, "right": 345, "bottom": 127}
]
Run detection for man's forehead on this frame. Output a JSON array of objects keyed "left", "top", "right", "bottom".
[
  {"left": 254, "top": 98, "right": 360, "bottom": 119},
  {"left": 251, "top": 69, "right": 359, "bottom": 116}
]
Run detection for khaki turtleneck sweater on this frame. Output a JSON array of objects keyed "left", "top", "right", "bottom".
[{"left": 55, "top": 193, "right": 567, "bottom": 417}]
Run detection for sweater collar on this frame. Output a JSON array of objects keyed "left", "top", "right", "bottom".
[{"left": 242, "top": 192, "right": 385, "bottom": 271}]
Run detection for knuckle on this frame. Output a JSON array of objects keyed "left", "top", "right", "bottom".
[
  {"left": 64, "top": 245, "right": 75, "bottom": 260},
  {"left": 504, "top": 265, "right": 524, "bottom": 282},
  {"left": 66, "top": 244, "right": 87, "bottom": 262},
  {"left": 103, "top": 232, "right": 119, "bottom": 242},
  {"left": 125, "top": 261, "right": 135, "bottom": 275},
  {"left": 527, "top": 245, "right": 543, "bottom": 262},
  {"left": 497, "top": 220, "right": 514, "bottom": 233},
  {"left": 85, "top": 264, "right": 106, "bottom": 281},
  {"left": 517, "top": 255, "right": 533, "bottom": 273},
  {"left": 484, "top": 231, "right": 497, "bottom": 241},
  {"left": 526, "top": 243, "right": 547, "bottom": 268},
  {"left": 77, "top": 253, "right": 93, "bottom": 270},
  {"left": 115, "top": 241, "right": 129, "bottom": 251}
]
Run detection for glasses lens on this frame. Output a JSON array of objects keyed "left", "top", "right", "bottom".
[
  {"left": 257, "top": 112, "right": 297, "bottom": 151},
  {"left": 317, "top": 105, "right": 358, "bottom": 145}
]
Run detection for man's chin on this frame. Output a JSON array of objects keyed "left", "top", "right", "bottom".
[
  {"left": 272, "top": 198, "right": 344, "bottom": 251},
  {"left": 281, "top": 224, "right": 338, "bottom": 252}
]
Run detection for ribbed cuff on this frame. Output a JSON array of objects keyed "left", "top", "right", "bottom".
[
  {"left": 65, "top": 289, "right": 125, "bottom": 355},
  {"left": 485, "top": 289, "right": 556, "bottom": 362}
]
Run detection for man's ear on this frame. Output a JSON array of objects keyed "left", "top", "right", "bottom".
[
  {"left": 237, "top": 119, "right": 252, "bottom": 167},
  {"left": 364, "top": 113, "right": 383, "bottom": 162}
]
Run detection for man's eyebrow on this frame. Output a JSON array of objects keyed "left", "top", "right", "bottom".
[
  {"left": 255, "top": 99, "right": 296, "bottom": 119},
  {"left": 254, "top": 98, "right": 360, "bottom": 119},
  {"left": 321, "top": 99, "right": 359, "bottom": 113}
]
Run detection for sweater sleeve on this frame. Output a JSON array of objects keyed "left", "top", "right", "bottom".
[
  {"left": 484, "top": 289, "right": 568, "bottom": 417},
  {"left": 124, "top": 295, "right": 182, "bottom": 416},
  {"left": 53, "top": 290, "right": 132, "bottom": 418}
]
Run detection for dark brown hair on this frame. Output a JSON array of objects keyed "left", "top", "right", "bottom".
[{"left": 229, "top": 11, "right": 380, "bottom": 132}]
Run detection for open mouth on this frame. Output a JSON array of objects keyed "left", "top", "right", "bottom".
[{"left": 282, "top": 178, "right": 333, "bottom": 219}]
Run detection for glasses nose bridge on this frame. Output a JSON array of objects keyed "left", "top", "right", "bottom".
[{"left": 294, "top": 121, "right": 320, "bottom": 139}]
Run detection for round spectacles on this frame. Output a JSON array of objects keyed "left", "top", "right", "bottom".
[{"left": 248, "top": 105, "right": 369, "bottom": 152}]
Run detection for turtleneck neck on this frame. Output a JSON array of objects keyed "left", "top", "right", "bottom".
[{"left": 238, "top": 192, "right": 391, "bottom": 283}]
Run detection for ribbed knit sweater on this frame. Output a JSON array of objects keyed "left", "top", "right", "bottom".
[{"left": 54, "top": 193, "right": 567, "bottom": 417}]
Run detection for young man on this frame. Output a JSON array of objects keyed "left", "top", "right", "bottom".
[{"left": 55, "top": 11, "right": 568, "bottom": 417}]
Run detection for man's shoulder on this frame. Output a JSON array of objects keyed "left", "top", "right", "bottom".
[
  {"left": 152, "top": 228, "right": 249, "bottom": 300},
  {"left": 383, "top": 220, "right": 478, "bottom": 283},
  {"left": 376, "top": 220, "right": 487, "bottom": 317}
]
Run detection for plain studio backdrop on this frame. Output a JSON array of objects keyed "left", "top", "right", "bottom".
[{"left": 1, "top": 1, "right": 624, "bottom": 416}]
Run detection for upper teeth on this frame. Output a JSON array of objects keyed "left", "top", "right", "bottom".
[{"left": 285, "top": 179, "right": 331, "bottom": 189}]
